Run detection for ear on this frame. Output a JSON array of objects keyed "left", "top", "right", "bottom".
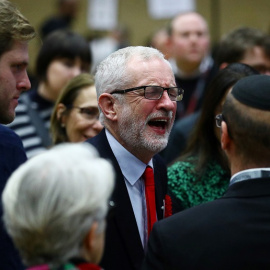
[
  {"left": 221, "top": 121, "right": 231, "bottom": 152},
  {"left": 98, "top": 93, "right": 117, "bottom": 121},
  {"left": 83, "top": 221, "right": 99, "bottom": 260},
  {"left": 219, "top": 62, "right": 228, "bottom": 70},
  {"left": 56, "top": 103, "right": 67, "bottom": 127}
]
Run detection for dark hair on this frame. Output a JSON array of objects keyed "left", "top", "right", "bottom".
[
  {"left": 181, "top": 63, "right": 258, "bottom": 175},
  {"left": 263, "top": 35, "right": 270, "bottom": 59},
  {"left": 216, "top": 27, "right": 266, "bottom": 66},
  {"left": 223, "top": 94, "right": 270, "bottom": 165},
  {"left": 35, "top": 30, "right": 91, "bottom": 81}
]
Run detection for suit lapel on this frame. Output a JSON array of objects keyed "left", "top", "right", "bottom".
[
  {"left": 87, "top": 130, "right": 144, "bottom": 268},
  {"left": 153, "top": 155, "right": 168, "bottom": 220}
]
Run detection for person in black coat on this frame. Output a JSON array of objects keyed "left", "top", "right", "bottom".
[
  {"left": 142, "top": 74, "right": 270, "bottom": 270},
  {"left": 86, "top": 46, "right": 180, "bottom": 270}
]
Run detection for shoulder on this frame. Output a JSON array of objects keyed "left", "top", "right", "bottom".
[
  {"left": 167, "top": 159, "right": 197, "bottom": 209},
  {"left": 86, "top": 129, "right": 108, "bottom": 153},
  {"left": 0, "top": 125, "right": 24, "bottom": 149},
  {"left": 168, "top": 159, "right": 195, "bottom": 181},
  {"left": 154, "top": 197, "right": 225, "bottom": 235},
  {"left": 0, "top": 125, "right": 27, "bottom": 191}
]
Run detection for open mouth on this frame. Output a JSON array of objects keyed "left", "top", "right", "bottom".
[{"left": 148, "top": 119, "right": 168, "bottom": 133}]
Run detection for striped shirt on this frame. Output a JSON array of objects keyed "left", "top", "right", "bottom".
[{"left": 7, "top": 89, "right": 53, "bottom": 158}]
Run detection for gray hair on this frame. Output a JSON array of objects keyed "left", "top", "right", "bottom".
[
  {"left": 95, "top": 46, "right": 172, "bottom": 124},
  {"left": 2, "top": 143, "right": 114, "bottom": 267}
]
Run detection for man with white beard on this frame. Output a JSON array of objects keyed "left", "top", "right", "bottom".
[{"left": 86, "top": 46, "right": 184, "bottom": 270}]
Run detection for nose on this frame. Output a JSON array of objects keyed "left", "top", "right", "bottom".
[
  {"left": 156, "top": 90, "right": 176, "bottom": 112},
  {"left": 189, "top": 33, "right": 199, "bottom": 43},
  {"left": 71, "top": 66, "right": 82, "bottom": 78},
  {"left": 17, "top": 72, "right": 31, "bottom": 92}
]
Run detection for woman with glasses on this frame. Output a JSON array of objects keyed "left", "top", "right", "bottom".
[
  {"left": 8, "top": 29, "right": 92, "bottom": 158},
  {"left": 50, "top": 73, "right": 103, "bottom": 144},
  {"left": 167, "top": 63, "right": 258, "bottom": 212}
]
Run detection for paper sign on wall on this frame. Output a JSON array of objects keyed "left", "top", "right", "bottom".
[
  {"left": 87, "top": 0, "right": 118, "bottom": 30},
  {"left": 147, "top": 0, "right": 195, "bottom": 19}
]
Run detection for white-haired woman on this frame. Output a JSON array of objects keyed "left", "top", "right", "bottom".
[{"left": 2, "top": 143, "right": 114, "bottom": 270}]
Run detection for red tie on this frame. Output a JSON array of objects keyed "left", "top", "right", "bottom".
[{"left": 143, "top": 166, "right": 157, "bottom": 238}]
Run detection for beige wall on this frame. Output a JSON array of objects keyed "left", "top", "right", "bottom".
[{"left": 11, "top": 0, "right": 270, "bottom": 73}]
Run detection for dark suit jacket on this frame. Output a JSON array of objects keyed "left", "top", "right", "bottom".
[
  {"left": 142, "top": 177, "right": 270, "bottom": 270},
  {"left": 86, "top": 129, "right": 168, "bottom": 270},
  {"left": 0, "top": 125, "right": 27, "bottom": 270}
]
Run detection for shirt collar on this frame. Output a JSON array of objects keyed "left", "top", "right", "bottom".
[
  {"left": 105, "top": 129, "right": 153, "bottom": 186},
  {"left": 230, "top": 168, "right": 270, "bottom": 186}
]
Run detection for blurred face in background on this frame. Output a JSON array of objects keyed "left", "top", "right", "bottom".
[
  {"left": 59, "top": 85, "right": 103, "bottom": 142},
  {"left": 240, "top": 46, "right": 270, "bottom": 75},
  {"left": 169, "top": 12, "right": 210, "bottom": 71},
  {"left": 150, "top": 28, "right": 172, "bottom": 60},
  {"left": 44, "top": 57, "right": 89, "bottom": 101}
]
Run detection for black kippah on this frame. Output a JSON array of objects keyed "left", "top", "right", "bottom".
[{"left": 231, "top": 74, "right": 270, "bottom": 110}]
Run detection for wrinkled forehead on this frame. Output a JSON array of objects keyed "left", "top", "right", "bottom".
[{"left": 126, "top": 56, "right": 175, "bottom": 86}]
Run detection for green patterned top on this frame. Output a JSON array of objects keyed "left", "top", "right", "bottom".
[{"left": 167, "top": 158, "right": 230, "bottom": 212}]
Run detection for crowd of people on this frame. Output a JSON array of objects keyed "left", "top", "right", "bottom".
[{"left": 2, "top": 0, "right": 270, "bottom": 269}]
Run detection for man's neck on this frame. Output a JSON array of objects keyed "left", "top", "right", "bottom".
[
  {"left": 106, "top": 127, "right": 154, "bottom": 164},
  {"left": 176, "top": 60, "right": 201, "bottom": 76}
]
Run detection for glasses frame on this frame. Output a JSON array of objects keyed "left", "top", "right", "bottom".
[
  {"left": 68, "top": 105, "right": 100, "bottom": 120},
  {"left": 215, "top": 113, "right": 224, "bottom": 128},
  {"left": 215, "top": 113, "right": 233, "bottom": 138},
  {"left": 110, "top": 85, "right": 184, "bottom": 101}
]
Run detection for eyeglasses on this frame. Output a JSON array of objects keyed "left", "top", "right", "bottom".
[
  {"left": 215, "top": 113, "right": 233, "bottom": 138},
  {"left": 71, "top": 106, "right": 99, "bottom": 120},
  {"left": 110, "top": 85, "right": 184, "bottom": 101},
  {"left": 215, "top": 114, "right": 224, "bottom": 128}
]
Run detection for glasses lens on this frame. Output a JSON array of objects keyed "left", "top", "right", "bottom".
[
  {"left": 145, "top": 86, "right": 163, "bottom": 100},
  {"left": 168, "top": 88, "right": 179, "bottom": 101},
  {"left": 79, "top": 107, "right": 99, "bottom": 120},
  {"left": 215, "top": 114, "right": 222, "bottom": 128}
]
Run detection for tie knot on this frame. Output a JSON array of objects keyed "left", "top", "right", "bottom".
[{"left": 143, "top": 166, "right": 154, "bottom": 186}]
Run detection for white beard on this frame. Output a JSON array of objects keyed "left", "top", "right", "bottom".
[{"left": 119, "top": 104, "right": 172, "bottom": 154}]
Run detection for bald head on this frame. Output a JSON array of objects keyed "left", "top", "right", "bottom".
[
  {"left": 170, "top": 12, "right": 208, "bottom": 35},
  {"left": 168, "top": 12, "right": 210, "bottom": 72}
]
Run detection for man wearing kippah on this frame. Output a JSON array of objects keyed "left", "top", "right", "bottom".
[{"left": 142, "top": 74, "right": 270, "bottom": 270}]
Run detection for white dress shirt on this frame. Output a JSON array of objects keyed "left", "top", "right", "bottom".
[{"left": 106, "top": 129, "right": 153, "bottom": 248}]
